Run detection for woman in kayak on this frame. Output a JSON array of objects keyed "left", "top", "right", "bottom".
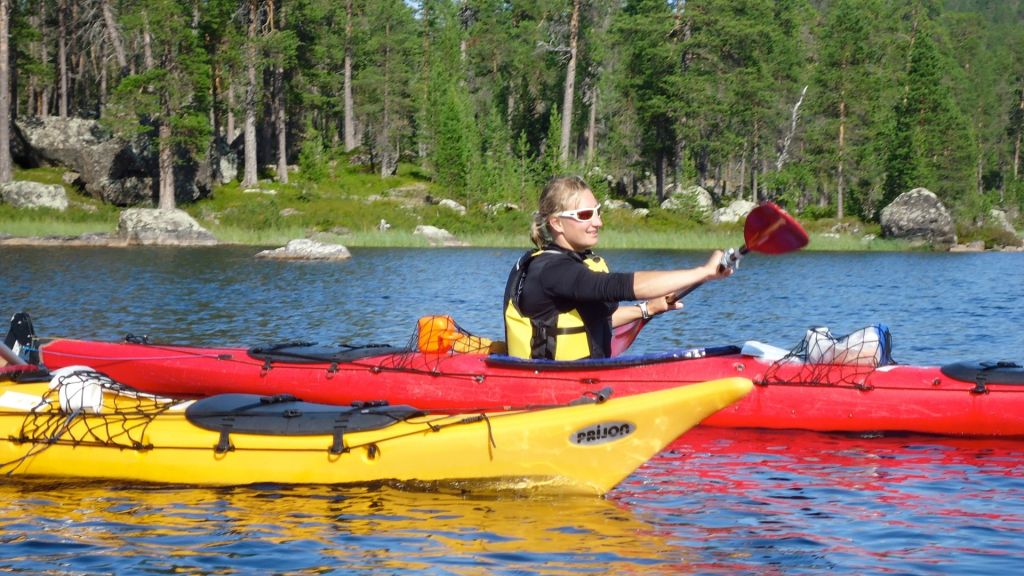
[{"left": 504, "top": 175, "right": 732, "bottom": 360}]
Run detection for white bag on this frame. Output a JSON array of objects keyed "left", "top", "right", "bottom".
[
  {"left": 49, "top": 366, "right": 105, "bottom": 414},
  {"left": 802, "top": 325, "right": 893, "bottom": 366}
]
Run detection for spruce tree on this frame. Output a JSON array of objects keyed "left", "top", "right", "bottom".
[
  {"left": 356, "top": 0, "right": 417, "bottom": 177},
  {"left": 882, "top": 22, "right": 973, "bottom": 214},
  {"left": 614, "top": 0, "right": 679, "bottom": 203},
  {"left": 421, "top": 2, "right": 479, "bottom": 202},
  {"left": 811, "top": 0, "right": 885, "bottom": 218}
]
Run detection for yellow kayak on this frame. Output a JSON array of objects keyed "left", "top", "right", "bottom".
[{"left": 0, "top": 371, "right": 752, "bottom": 496}]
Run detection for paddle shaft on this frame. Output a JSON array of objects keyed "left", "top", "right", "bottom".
[{"left": 1, "top": 341, "right": 27, "bottom": 366}]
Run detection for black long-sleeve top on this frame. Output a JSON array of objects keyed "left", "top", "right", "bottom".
[{"left": 513, "top": 244, "right": 636, "bottom": 358}]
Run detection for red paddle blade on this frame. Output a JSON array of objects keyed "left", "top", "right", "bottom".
[
  {"left": 611, "top": 318, "right": 646, "bottom": 357},
  {"left": 744, "top": 202, "right": 809, "bottom": 255}
]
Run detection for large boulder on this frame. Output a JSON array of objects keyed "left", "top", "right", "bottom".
[
  {"left": 414, "top": 225, "right": 465, "bottom": 246},
  {"left": 255, "top": 239, "right": 352, "bottom": 261},
  {"left": 9, "top": 122, "right": 44, "bottom": 168},
  {"left": 712, "top": 199, "right": 757, "bottom": 224},
  {"left": 211, "top": 137, "right": 239, "bottom": 184},
  {"left": 16, "top": 117, "right": 152, "bottom": 204},
  {"left": 879, "top": 188, "right": 957, "bottom": 248},
  {"left": 16, "top": 116, "right": 213, "bottom": 207},
  {"left": 15, "top": 116, "right": 108, "bottom": 168},
  {"left": 601, "top": 199, "right": 631, "bottom": 212},
  {"left": 985, "top": 209, "right": 1018, "bottom": 237},
  {"left": 118, "top": 208, "right": 218, "bottom": 246},
  {"left": 484, "top": 202, "right": 520, "bottom": 214},
  {"left": 0, "top": 181, "right": 69, "bottom": 210},
  {"left": 95, "top": 173, "right": 154, "bottom": 206},
  {"left": 438, "top": 198, "right": 466, "bottom": 215},
  {"left": 662, "top": 185, "right": 714, "bottom": 216}
]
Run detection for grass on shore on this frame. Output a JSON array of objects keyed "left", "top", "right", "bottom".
[
  {"left": 2, "top": 167, "right": 119, "bottom": 236},
  {"left": 0, "top": 218, "right": 115, "bottom": 237},
  {"left": 2, "top": 164, "right": 923, "bottom": 251}
]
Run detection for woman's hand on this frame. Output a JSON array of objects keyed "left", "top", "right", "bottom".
[
  {"left": 647, "top": 295, "right": 683, "bottom": 316},
  {"left": 704, "top": 250, "right": 734, "bottom": 281}
]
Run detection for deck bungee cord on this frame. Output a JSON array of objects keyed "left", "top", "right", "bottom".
[{"left": 2, "top": 367, "right": 614, "bottom": 473}]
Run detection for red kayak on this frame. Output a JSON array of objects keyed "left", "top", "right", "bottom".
[{"left": 10, "top": 312, "right": 1024, "bottom": 437}]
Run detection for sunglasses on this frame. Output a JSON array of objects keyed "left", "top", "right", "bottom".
[{"left": 556, "top": 204, "right": 601, "bottom": 222}]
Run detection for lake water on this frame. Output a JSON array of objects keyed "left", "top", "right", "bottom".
[{"left": 2, "top": 245, "right": 1023, "bottom": 574}]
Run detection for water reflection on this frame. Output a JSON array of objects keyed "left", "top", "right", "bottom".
[
  {"left": 612, "top": 428, "right": 1024, "bottom": 574},
  {"left": 1, "top": 481, "right": 695, "bottom": 574}
]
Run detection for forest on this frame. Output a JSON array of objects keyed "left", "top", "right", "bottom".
[{"left": 1, "top": 0, "right": 1023, "bottom": 229}]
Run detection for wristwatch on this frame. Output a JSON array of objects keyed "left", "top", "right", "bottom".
[{"left": 638, "top": 301, "right": 651, "bottom": 320}]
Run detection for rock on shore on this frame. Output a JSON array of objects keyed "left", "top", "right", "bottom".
[
  {"left": 118, "top": 208, "right": 218, "bottom": 246},
  {"left": 255, "top": 239, "right": 352, "bottom": 261}
]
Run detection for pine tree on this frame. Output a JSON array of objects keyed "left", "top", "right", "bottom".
[
  {"left": 944, "top": 3, "right": 1023, "bottom": 205},
  {"left": 0, "top": 0, "right": 11, "bottom": 184},
  {"left": 240, "top": 0, "right": 263, "bottom": 188},
  {"left": 267, "top": 2, "right": 298, "bottom": 184},
  {"left": 105, "top": 0, "right": 212, "bottom": 209},
  {"left": 558, "top": 0, "right": 581, "bottom": 164}
]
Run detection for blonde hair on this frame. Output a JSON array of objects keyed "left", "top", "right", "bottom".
[{"left": 530, "top": 176, "right": 591, "bottom": 248}]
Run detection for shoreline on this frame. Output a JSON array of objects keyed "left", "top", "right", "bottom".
[
  {"left": 0, "top": 233, "right": 130, "bottom": 247},
  {"left": 3, "top": 231, "right": 1023, "bottom": 252}
]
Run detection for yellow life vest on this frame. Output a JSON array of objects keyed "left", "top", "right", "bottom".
[{"left": 504, "top": 249, "right": 610, "bottom": 360}]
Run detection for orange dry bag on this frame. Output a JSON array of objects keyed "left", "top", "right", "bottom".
[{"left": 417, "top": 315, "right": 459, "bottom": 353}]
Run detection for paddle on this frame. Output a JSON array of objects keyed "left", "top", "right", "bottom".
[
  {"left": 610, "top": 201, "right": 809, "bottom": 356},
  {"left": 0, "top": 341, "right": 27, "bottom": 366}
]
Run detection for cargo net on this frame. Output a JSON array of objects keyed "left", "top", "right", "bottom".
[
  {"left": 2, "top": 369, "right": 185, "bottom": 475},
  {"left": 762, "top": 324, "right": 895, "bottom": 388},
  {"left": 376, "top": 315, "right": 502, "bottom": 373}
]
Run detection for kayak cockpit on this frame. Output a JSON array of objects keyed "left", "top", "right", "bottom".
[
  {"left": 485, "top": 345, "right": 741, "bottom": 370},
  {"left": 247, "top": 342, "right": 407, "bottom": 364},
  {"left": 940, "top": 361, "right": 1024, "bottom": 386}
]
